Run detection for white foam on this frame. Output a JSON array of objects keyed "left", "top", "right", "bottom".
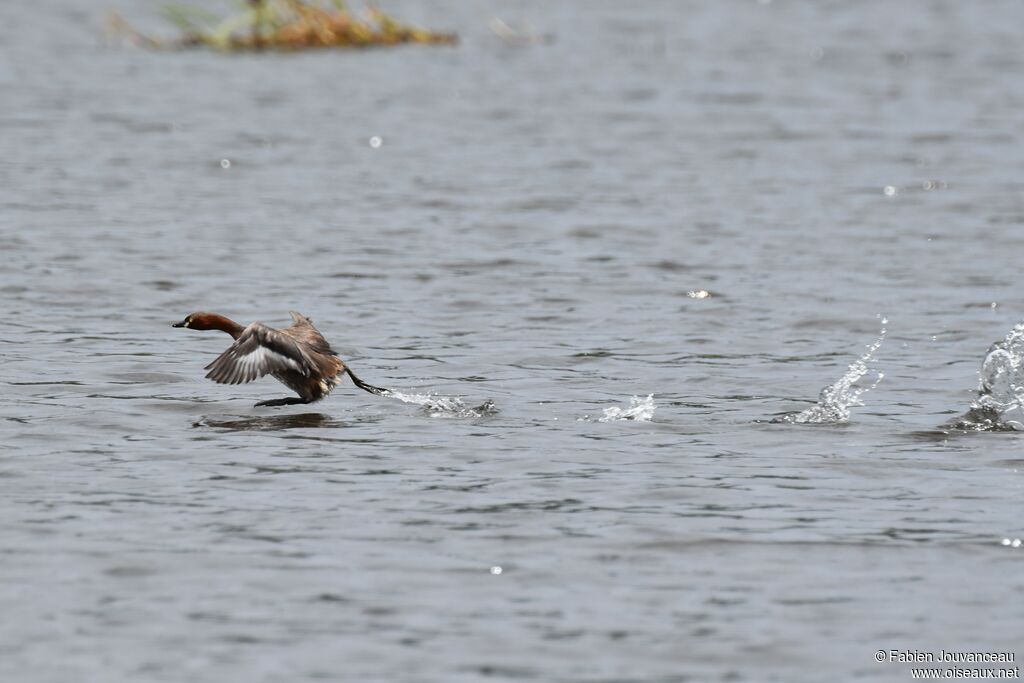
[
  {"left": 595, "top": 394, "right": 656, "bottom": 423},
  {"left": 383, "top": 390, "right": 496, "bottom": 419},
  {"left": 966, "top": 322, "right": 1024, "bottom": 430},
  {"left": 777, "top": 320, "right": 886, "bottom": 424}
]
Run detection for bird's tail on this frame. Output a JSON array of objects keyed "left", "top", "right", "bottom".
[{"left": 343, "top": 366, "right": 390, "bottom": 396}]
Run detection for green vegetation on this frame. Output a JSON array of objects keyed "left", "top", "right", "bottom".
[{"left": 109, "top": 0, "right": 457, "bottom": 51}]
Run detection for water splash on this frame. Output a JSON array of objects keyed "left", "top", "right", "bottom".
[
  {"left": 949, "top": 322, "right": 1024, "bottom": 431},
  {"left": 586, "top": 394, "right": 656, "bottom": 423},
  {"left": 383, "top": 390, "right": 497, "bottom": 419},
  {"left": 773, "top": 320, "right": 887, "bottom": 424}
]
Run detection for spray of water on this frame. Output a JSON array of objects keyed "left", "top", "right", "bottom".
[
  {"left": 579, "top": 394, "right": 656, "bottom": 423},
  {"left": 383, "top": 390, "right": 497, "bottom": 419},
  {"left": 950, "top": 322, "right": 1024, "bottom": 431},
  {"left": 773, "top": 318, "right": 887, "bottom": 424}
]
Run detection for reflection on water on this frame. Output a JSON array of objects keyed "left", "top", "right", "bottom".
[{"left": 193, "top": 413, "right": 345, "bottom": 431}]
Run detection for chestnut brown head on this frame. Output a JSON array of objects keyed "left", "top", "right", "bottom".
[
  {"left": 173, "top": 312, "right": 215, "bottom": 330},
  {"left": 172, "top": 312, "right": 245, "bottom": 338}
]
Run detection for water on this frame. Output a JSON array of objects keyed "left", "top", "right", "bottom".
[
  {"left": 2, "top": 1, "right": 1024, "bottom": 681},
  {"left": 952, "top": 322, "right": 1024, "bottom": 431},
  {"left": 773, "top": 320, "right": 886, "bottom": 424},
  {"left": 583, "top": 394, "right": 657, "bottom": 423},
  {"left": 383, "top": 389, "right": 499, "bottom": 419}
]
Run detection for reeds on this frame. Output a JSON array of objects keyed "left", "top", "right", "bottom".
[{"left": 108, "top": 0, "right": 457, "bottom": 51}]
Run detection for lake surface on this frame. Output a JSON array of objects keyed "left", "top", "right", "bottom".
[{"left": 2, "top": 1, "right": 1023, "bottom": 681}]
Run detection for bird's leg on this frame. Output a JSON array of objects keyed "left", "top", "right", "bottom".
[{"left": 254, "top": 397, "right": 311, "bottom": 407}]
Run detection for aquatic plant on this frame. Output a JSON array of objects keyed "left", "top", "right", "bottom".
[{"left": 108, "top": 0, "right": 457, "bottom": 52}]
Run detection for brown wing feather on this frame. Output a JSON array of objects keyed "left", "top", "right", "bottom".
[
  {"left": 204, "top": 323, "right": 315, "bottom": 385},
  {"left": 286, "top": 310, "right": 336, "bottom": 355}
]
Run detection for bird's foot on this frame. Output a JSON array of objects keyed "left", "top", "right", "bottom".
[{"left": 254, "top": 397, "right": 309, "bottom": 407}]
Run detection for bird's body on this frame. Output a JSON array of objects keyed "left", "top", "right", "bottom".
[{"left": 173, "top": 311, "right": 387, "bottom": 406}]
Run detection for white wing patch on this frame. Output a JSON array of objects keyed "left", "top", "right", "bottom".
[
  {"left": 205, "top": 327, "right": 311, "bottom": 386},
  {"left": 233, "top": 346, "right": 305, "bottom": 382}
]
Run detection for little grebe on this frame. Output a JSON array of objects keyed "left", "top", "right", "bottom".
[{"left": 173, "top": 311, "right": 387, "bottom": 407}]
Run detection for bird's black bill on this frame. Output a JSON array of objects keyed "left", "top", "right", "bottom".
[
  {"left": 172, "top": 320, "right": 186, "bottom": 327},
  {"left": 344, "top": 367, "right": 390, "bottom": 396}
]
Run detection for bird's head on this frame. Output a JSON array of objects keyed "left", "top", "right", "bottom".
[{"left": 173, "top": 312, "right": 216, "bottom": 330}]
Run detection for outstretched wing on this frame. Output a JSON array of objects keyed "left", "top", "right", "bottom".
[
  {"left": 204, "top": 323, "right": 314, "bottom": 385},
  {"left": 287, "top": 310, "right": 335, "bottom": 355}
]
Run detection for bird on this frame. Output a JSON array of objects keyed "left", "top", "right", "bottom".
[{"left": 173, "top": 311, "right": 388, "bottom": 407}]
